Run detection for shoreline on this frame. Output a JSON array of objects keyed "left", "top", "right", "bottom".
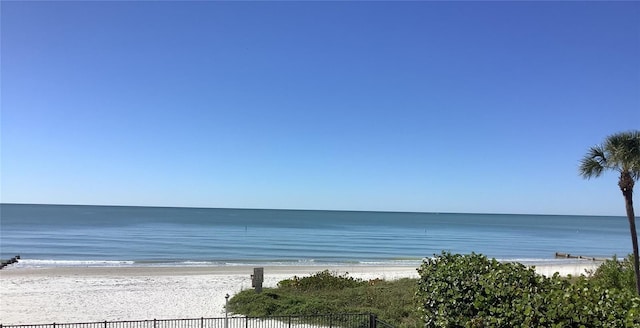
[
  {"left": 1, "top": 263, "right": 601, "bottom": 325},
  {"left": 0, "top": 264, "right": 420, "bottom": 277},
  {"left": 0, "top": 260, "right": 602, "bottom": 276}
]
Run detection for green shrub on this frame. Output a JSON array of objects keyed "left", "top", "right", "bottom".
[
  {"left": 542, "top": 276, "right": 640, "bottom": 327},
  {"left": 417, "top": 252, "right": 640, "bottom": 328},
  {"left": 588, "top": 254, "right": 636, "bottom": 293},
  {"left": 228, "top": 271, "right": 422, "bottom": 328},
  {"left": 230, "top": 255, "right": 640, "bottom": 328},
  {"left": 417, "top": 252, "right": 549, "bottom": 327},
  {"left": 277, "top": 270, "right": 367, "bottom": 290}
]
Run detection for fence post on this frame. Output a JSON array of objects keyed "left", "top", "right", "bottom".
[
  {"left": 154, "top": 319, "right": 157, "bottom": 328},
  {"left": 288, "top": 316, "right": 291, "bottom": 328},
  {"left": 369, "top": 314, "right": 376, "bottom": 328},
  {"left": 200, "top": 317, "right": 203, "bottom": 328},
  {"left": 329, "top": 314, "right": 333, "bottom": 328},
  {"left": 104, "top": 320, "right": 107, "bottom": 328},
  {"left": 244, "top": 316, "right": 248, "bottom": 328}
]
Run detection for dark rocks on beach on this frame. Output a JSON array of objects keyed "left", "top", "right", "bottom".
[{"left": 0, "top": 255, "right": 20, "bottom": 269}]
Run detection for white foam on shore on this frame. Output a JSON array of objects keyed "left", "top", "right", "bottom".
[
  {"left": 12, "top": 258, "right": 423, "bottom": 269},
  {"left": 14, "top": 259, "right": 137, "bottom": 268}
]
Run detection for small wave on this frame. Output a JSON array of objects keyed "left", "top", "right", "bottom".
[
  {"left": 132, "top": 260, "right": 231, "bottom": 267},
  {"left": 180, "top": 261, "right": 222, "bottom": 266},
  {"left": 15, "top": 259, "right": 136, "bottom": 268},
  {"left": 222, "top": 259, "right": 321, "bottom": 266},
  {"left": 359, "top": 259, "right": 422, "bottom": 266}
]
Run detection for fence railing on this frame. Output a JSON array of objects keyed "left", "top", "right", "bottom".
[{"left": 1, "top": 314, "right": 388, "bottom": 328}]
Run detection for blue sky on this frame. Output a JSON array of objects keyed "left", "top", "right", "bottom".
[{"left": 1, "top": 1, "right": 638, "bottom": 215}]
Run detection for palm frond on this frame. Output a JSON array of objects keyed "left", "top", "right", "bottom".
[
  {"left": 580, "top": 130, "right": 640, "bottom": 180},
  {"left": 579, "top": 156, "right": 604, "bottom": 179},
  {"left": 579, "top": 145, "right": 607, "bottom": 179},
  {"left": 605, "top": 130, "right": 640, "bottom": 180}
]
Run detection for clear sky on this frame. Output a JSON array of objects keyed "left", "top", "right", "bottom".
[{"left": 1, "top": 1, "right": 638, "bottom": 216}]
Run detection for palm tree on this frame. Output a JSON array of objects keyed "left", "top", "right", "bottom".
[{"left": 580, "top": 130, "right": 640, "bottom": 295}]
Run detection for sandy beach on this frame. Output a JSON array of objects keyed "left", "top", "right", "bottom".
[{"left": 0, "top": 263, "right": 600, "bottom": 325}]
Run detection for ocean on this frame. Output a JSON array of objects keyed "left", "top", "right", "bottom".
[{"left": 0, "top": 204, "right": 632, "bottom": 268}]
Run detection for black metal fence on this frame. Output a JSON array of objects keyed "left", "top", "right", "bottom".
[{"left": 1, "top": 314, "right": 387, "bottom": 328}]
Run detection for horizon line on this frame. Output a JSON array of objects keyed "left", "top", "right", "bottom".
[{"left": 0, "top": 202, "right": 625, "bottom": 218}]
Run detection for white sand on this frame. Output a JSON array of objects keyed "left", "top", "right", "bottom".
[
  {"left": 529, "top": 262, "right": 601, "bottom": 277},
  {"left": 0, "top": 266, "right": 417, "bottom": 325},
  {"left": 0, "top": 263, "right": 600, "bottom": 325}
]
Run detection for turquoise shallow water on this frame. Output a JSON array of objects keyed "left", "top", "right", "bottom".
[{"left": 0, "top": 204, "right": 632, "bottom": 267}]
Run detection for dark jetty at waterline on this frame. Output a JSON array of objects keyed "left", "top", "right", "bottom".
[
  {"left": 555, "top": 252, "right": 609, "bottom": 261},
  {"left": 1, "top": 255, "right": 20, "bottom": 269}
]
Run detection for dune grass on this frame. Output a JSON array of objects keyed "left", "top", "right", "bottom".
[{"left": 227, "top": 270, "right": 422, "bottom": 328}]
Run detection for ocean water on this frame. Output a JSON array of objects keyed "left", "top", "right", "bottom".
[{"left": 0, "top": 204, "right": 633, "bottom": 268}]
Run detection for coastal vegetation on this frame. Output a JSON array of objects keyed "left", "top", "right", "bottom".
[
  {"left": 228, "top": 253, "right": 640, "bottom": 328},
  {"left": 228, "top": 270, "right": 422, "bottom": 327},
  {"left": 580, "top": 130, "right": 640, "bottom": 295},
  {"left": 419, "top": 252, "right": 640, "bottom": 327}
]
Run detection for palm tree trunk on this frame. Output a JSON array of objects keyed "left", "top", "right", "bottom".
[
  {"left": 621, "top": 179, "right": 640, "bottom": 295},
  {"left": 626, "top": 196, "right": 640, "bottom": 296}
]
